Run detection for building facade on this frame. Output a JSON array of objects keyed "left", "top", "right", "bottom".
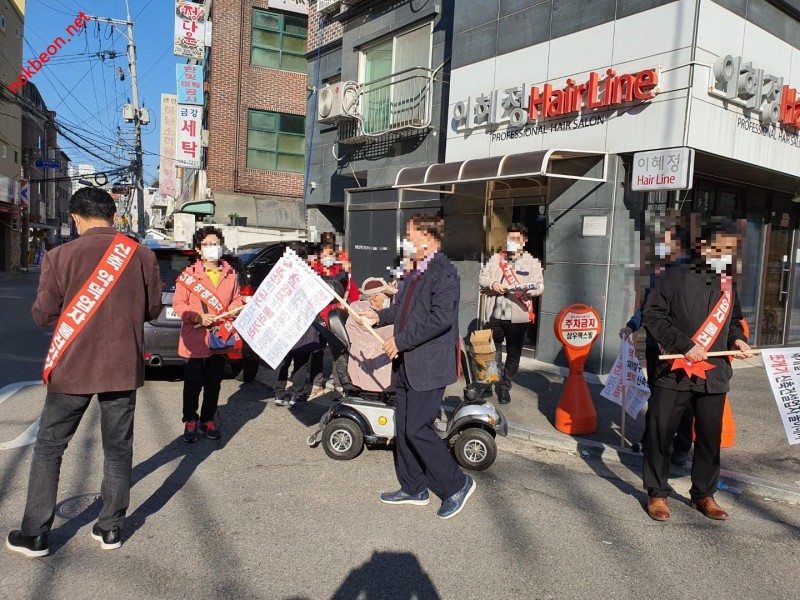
[
  {"left": 0, "top": 0, "right": 25, "bottom": 270},
  {"left": 307, "top": 0, "right": 800, "bottom": 374},
  {"left": 203, "top": 0, "right": 309, "bottom": 232}
]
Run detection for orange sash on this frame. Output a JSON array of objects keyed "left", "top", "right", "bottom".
[
  {"left": 500, "top": 253, "right": 536, "bottom": 323},
  {"left": 671, "top": 274, "right": 732, "bottom": 380},
  {"left": 43, "top": 233, "right": 137, "bottom": 383}
]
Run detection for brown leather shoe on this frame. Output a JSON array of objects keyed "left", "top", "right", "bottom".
[
  {"left": 646, "top": 497, "right": 670, "bottom": 521},
  {"left": 690, "top": 496, "right": 729, "bottom": 520}
]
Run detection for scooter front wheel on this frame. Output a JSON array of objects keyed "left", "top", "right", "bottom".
[
  {"left": 454, "top": 428, "right": 497, "bottom": 471},
  {"left": 322, "top": 418, "right": 364, "bottom": 461}
]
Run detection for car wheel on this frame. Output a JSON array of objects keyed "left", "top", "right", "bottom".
[
  {"left": 322, "top": 418, "right": 364, "bottom": 461},
  {"left": 454, "top": 428, "right": 497, "bottom": 471}
]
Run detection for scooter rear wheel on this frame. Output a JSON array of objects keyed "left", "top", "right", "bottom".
[
  {"left": 454, "top": 428, "right": 497, "bottom": 471},
  {"left": 322, "top": 418, "right": 364, "bottom": 461}
]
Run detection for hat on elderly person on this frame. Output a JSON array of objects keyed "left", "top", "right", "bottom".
[{"left": 362, "top": 277, "right": 397, "bottom": 296}]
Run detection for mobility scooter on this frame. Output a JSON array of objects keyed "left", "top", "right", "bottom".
[{"left": 307, "top": 311, "right": 507, "bottom": 471}]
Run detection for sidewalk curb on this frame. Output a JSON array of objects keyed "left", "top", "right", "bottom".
[{"left": 505, "top": 421, "right": 800, "bottom": 505}]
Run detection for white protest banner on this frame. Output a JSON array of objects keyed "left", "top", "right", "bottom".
[
  {"left": 234, "top": 248, "right": 335, "bottom": 369},
  {"left": 601, "top": 338, "right": 650, "bottom": 418},
  {"left": 763, "top": 349, "right": 800, "bottom": 445}
]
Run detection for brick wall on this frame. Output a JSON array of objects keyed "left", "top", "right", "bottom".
[
  {"left": 206, "top": 0, "right": 308, "bottom": 198},
  {"left": 307, "top": 1, "right": 343, "bottom": 52}
]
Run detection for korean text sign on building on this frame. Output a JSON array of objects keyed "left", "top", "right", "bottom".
[
  {"left": 174, "top": 1, "right": 206, "bottom": 60},
  {"left": 159, "top": 94, "right": 178, "bottom": 196},
  {"left": 234, "top": 248, "right": 335, "bottom": 369},
  {"left": 631, "top": 147, "right": 695, "bottom": 192},
  {"left": 763, "top": 349, "right": 800, "bottom": 445},
  {"left": 176, "top": 64, "right": 203, "bottom": 105},
  {"left": 176, "top": 105, "right": 203, "bottom": 169}
]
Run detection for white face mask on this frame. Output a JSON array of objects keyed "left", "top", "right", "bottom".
[
  {"left": 201, "top": 245, "right": 222, "bottom": 261},
  {"left": 655, "top": 243, "right": 671, "bottom": 259},
  {"left": 401, "top": 238, "right": 417, "bottom": 257},
  {"left": 506, "top": 239, "right": 522, "bottom": 253},
  {"left": 706, "top": 254, "right": 734, "bottom": 274},
  {"left": 383, "top": 298, "right": 391, "bottom": 309},
  {"left": 321, "top": 256, "right": 336, "bottom": 268}
]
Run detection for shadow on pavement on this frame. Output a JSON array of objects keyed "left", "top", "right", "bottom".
[
  {"left": 124, "top": 385, "right": 266, "bottom": 539},
  {"left": 330, "top": 551, "right": 440, "bottom": 600}
]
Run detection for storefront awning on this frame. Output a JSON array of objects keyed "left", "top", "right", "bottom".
[
  {"left": 29, "top": 222, "right": 58, "bottom": 230},
  {"left": 393, "top": 149, "right": 608, "bottom": 190}
]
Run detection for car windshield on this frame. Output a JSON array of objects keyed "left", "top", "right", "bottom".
[
  {"left": 237, "top": 248, "right": 264, "bottom": 267},
  {"left": 156, "top": 251, "right": 194, "bottom": 291}
]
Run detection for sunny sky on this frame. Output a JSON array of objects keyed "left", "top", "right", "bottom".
[{"left": 22, "top": 0, "right": 178, "bottom": 185}]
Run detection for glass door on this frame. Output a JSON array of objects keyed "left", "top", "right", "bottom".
[
  {"left": 362, "top": 39, "right": 392, "bottom": 133},
  {"left": 759, "top": 213, "right": 796, "bottom": 346}
]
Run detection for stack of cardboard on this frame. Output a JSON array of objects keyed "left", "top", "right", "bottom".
[{"left": 468, "top": 330, "right": 499, "bottom": 383}]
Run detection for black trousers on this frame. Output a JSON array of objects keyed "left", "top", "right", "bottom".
[
  {"left": 642, "top": 345, "right": 694, "bottom": 453},
  {"left": 643, "top": 386, "right": 725, "bottom": 500},
  {"left": 183, "top": 355, "right": 226, "bottom": 423},
  {"left": 278, "top": 352, "right": 311, "bottom": 396},
  {"left": 488, "top": 318, "right": 528, "bottom": 392},
  {"left": 22, "top": 391, "right": 136, "bottom": 536},
  {"left": 394, "top": 363, "right": 465, "bottom": 498}
]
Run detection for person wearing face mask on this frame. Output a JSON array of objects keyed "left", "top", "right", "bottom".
[
  {"left": 360, "top": 213, "right": 475, "bottom": 519},
  {"left": 641, "top": 218, "right": 752, "bottom": 522},
  {"left": 309, "top": 240, "right": 361, "bottom": 396},
  {"left": 620, "top": 225, "right": 694, "bottom": 463},
  {"left": 173, "top": 227, "right": 243, "bottom": 443},
  {"left": 479, "top": 224, "right": 544, "bottom": 404},
  {"left": 5, "top": 187, "right": 162, "bottom": 557},
  {"left": 343, "top": 277, "right": 398, "bottom": 393}
]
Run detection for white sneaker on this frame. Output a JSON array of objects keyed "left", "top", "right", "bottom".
[{"left": 275, "top": 394, "right": 288, "bottom": 406}]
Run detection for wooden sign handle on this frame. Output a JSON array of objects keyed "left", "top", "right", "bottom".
[
  {"left": 659, "top": 349, "right": 761, "bottom": 360},
  {"left": 326, "top": 288, "right": 387, "bottom": 346}
]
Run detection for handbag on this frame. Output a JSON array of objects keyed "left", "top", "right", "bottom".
[{"left": 201, "top": 301, "right": 237, "bottom": 352}]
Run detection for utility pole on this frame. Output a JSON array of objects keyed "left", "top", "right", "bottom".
[{"left": 85, "top": 1, "right": 146, "bottom": 238}]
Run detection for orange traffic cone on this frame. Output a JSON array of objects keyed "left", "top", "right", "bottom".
[{"left": 720, "top": 396, "right": 736, "bottom": 448}]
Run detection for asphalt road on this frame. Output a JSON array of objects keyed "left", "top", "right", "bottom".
[
  {"left": 0, "top": 375, "right": 798, "bottom": 600},
  {"left": 1, "top": 272, "right": 798, "bottom": 599},
  {"left": 0, "top": 273, "right": 49, "bottom": 388}
]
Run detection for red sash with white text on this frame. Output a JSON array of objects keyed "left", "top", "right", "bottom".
[
  {"left": 176, "top": 266, "right": 240, "bottom": 348},
  {"left": 671, "top": 274, "right": 733, "bottom": 379},
  {"left": 43, "top": 233, "right": 137, "bottom": 383},
  {"left": 500, "top": 253, "right": 536, "bottom": 323}
]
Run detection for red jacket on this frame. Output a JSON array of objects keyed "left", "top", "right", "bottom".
[
  {"left": 310, "top": 260, "right": 359, "bottom": 325},
  {"left": 173, "top": 260, "right": 243, "bottom": 359}
]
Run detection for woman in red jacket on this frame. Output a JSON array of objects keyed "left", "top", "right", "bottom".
[
  {"left": 308, "top": 236, "right": 359, "bottom": 395},
  {"left": 173, "top": 227, "right": 243, "bottom": 442}
]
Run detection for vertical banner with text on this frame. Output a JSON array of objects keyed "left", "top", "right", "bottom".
[
  {"left": 174, "top": 1, "right": 206, "bottom": 60},
  {"left": 763, "top": 349, "right": 800, "bottom": 445},
  {"left": 176, "top": 105, "right": 203, "bottom": 169},
  {"left": 177, "top": 64, "right": 203, "bottom": 105},
  {"left": 159, "top": 94, "right": 178, "bottom": 197}
]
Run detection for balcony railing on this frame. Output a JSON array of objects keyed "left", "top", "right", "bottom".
[{"left": 339, "top": 66, "right": 434, "bottom": 143}]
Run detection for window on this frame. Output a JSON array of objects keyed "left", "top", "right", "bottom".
[
  {"left": 246, "top": 110, "right": 305, "bottom": 173},
  {"left": 359, "top": 23, "right": 433, "bottom": 133},
  {"left": 0, "top": 12, "right": 6, "bottom": 33},
  {"left": 251, "top": 9, "right": 307, "bottom": 73}
]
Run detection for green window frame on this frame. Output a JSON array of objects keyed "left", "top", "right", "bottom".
[
  {"left": 251, "top": 8, "right": 308, "bottom": 73},
  {"left": 246, "top": 109, "right": 305, "bottom": 173}
]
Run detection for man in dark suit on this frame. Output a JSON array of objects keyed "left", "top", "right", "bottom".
[
  {"left": 362, "top": 213, "right": 475, "bottom": 519},
  {"left": 6, "top": 187, "right": 162, "bottom": 557}
]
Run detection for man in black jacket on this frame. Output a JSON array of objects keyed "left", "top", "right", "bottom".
[
  {"left": 642, "top": 218, "right": 751, "bottom": 522},
  {"left": 362, "top": 214, "right": 474, "bottom": 519}
]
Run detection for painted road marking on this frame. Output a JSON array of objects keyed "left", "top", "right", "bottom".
[{"left": 0, "top": 381, "right": 43, "bottom": 450}]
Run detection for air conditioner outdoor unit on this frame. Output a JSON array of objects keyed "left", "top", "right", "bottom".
[
  {"left": 317, "top": 0, "right": 342, "bottom": 14},
  {"left": 317, "top": 82, "right": 359, "bottom": 124}
]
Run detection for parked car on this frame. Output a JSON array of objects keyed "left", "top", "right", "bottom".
[{"left": 143, "top": 241, "right": 196, "bottom": 368}]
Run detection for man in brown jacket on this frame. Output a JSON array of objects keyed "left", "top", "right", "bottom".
[{"left": 6, "top": 187, "right": 162, "bottom": 557}]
